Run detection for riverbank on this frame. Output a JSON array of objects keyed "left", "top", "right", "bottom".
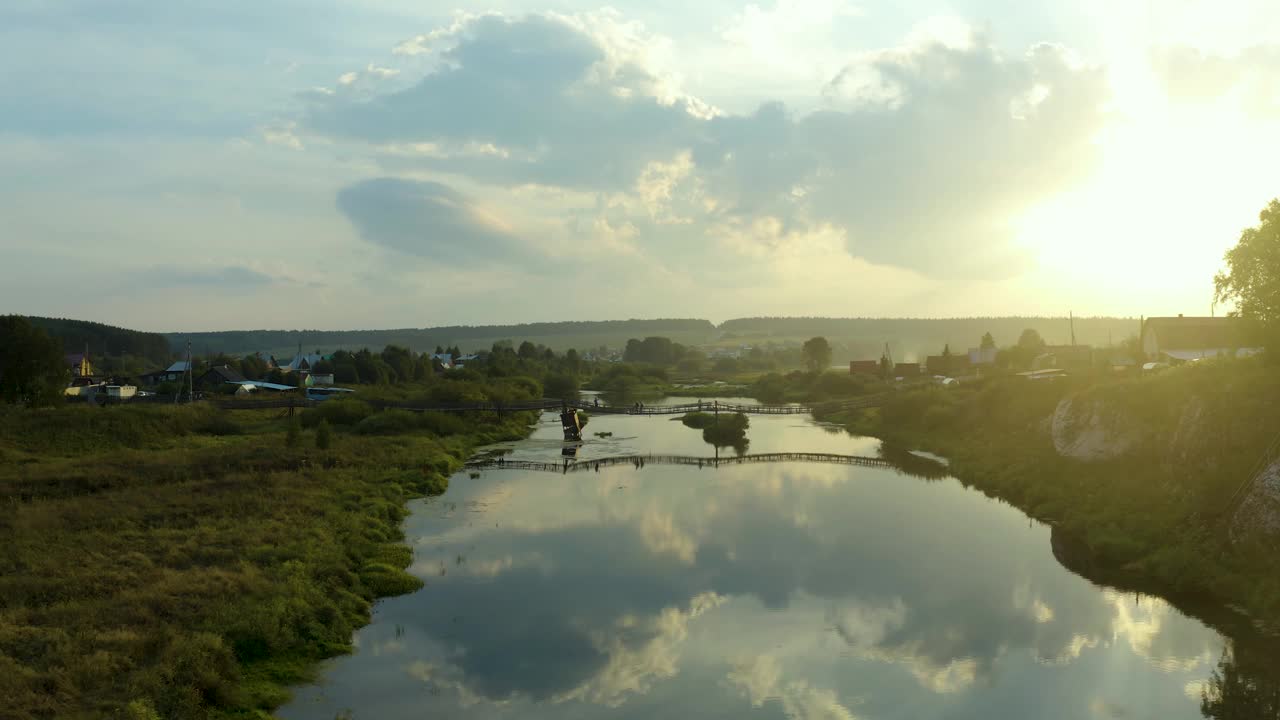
[
  {"left": 0, "top": 397, "right": 537, "bottom": 719},
  {"left": 815, "top": 358, "right": 1280, "bottom": 630}
]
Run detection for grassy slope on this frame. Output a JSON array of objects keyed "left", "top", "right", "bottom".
[
  {"left": 817, "top": 358, "right": 1280, "bottom": 626},
  {"left": 0, "top": 402, "right": 535, "bottom": 720}
]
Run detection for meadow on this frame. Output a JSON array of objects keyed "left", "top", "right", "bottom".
[{"left": 0, "top": 399, "right": 536, "bottom": 720}]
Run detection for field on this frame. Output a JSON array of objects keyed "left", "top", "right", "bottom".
[{"left": 0, "top": 400, "right": 535, "bottom": 719}]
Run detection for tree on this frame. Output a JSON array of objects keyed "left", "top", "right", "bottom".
[
  {"left": 0, "top": 315, "right": 68, "bottom": 407},
  {"left": 1216, "top": 199, "right": 1280, "bottom": 347},
  {"left": 285, "top": 419, "right": 301, "bottom": 448},
  {"left": 942, "top": 344, "right": 952, "bottom": 358},
  {"left": 315, "top": 419, "right": 332, "bottom": 450},
  {"left": 544, "top": 373, "right": 579, "bottom": 399},
  {"left": 980, "top": 332, "right": 996, "bottom": 350},
  {"left": 517, "top": 341, "right": 538, "bottom": 361},
  {"left": 1017, "top": 328, "right": 1046, "bottom": 351},
  {"left": 802, "top": 336, "right": 833, "bottom": 373}
]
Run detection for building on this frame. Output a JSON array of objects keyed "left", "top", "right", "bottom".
[
  {"left": 1141, "top": 316, "right": 1261, "bottom": 363},
  {"left": 894, "top": 363, "right": 923, "bottom": 379},
  {"left": 196, "top": 365, "right": 247, "bottom": 389},
  {"left": 65, "top": 353, "right": 94, "bottom": 378},
  {"left": 282, "top": 353, "right": 325, "bottom": 373},
  {"left": 849, "top": 360, "right": 881, "bottom": 375},
  {"left": 136, "top": 361, "right": 191, "bottom": 386},
  {"left": 926, "top": 354, "right": 971, "bottom": 377},
  {"left": 1032, "top": 345, "right": 1094, "bottom": 371},
  {"left": 967, "top": 347, "right": 998, "bottom": 366}
]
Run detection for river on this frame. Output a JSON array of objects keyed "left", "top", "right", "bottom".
[{"left": 280, "top": 402, "right": 1273, "bottom": 719}]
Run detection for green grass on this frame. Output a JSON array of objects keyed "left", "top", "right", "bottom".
[
  {"left": 813, "top": 358, "right": 1280, "bottom": 625},
  {"left": 0, "top": 401, "right": 536, "bottom": 719}
]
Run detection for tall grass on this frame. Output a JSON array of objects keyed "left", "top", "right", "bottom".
[{"left": 0, "top": 402, "right": 534, "bottom": 719}]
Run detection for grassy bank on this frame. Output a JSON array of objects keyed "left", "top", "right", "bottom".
[
  {"left": 0, "top": 397, "right": 536, "bottom": 719},
  {"left": 817, "top": 358, "right": 1280, "bottom": 626}
]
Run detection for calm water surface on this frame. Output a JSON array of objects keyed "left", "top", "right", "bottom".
[{"left": 281, "top": 407, "right": 1266, "bottom": 720}]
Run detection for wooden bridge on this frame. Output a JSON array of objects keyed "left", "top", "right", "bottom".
[
  {"left": 465, "top": 450, "right": 949, "bottom": 479},
  {"left": 466, "top": 452, "right": 898, "bottom": 474},
  {"left": 209, "top": 396, "right": 885, "bottom": 416}
]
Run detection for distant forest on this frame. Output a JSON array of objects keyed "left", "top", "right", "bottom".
[
  {"left": 26, "top": 316, "right": 171, "bottom": 366},
  {"left": 166, "top": 319, "right": 718, "bottom": 358},
  {"left": 719, "top": 316, "right": 1143, "bottom": 361},
  {"left": 161, "top": 316, "right": 1141, "bottom": 363}
]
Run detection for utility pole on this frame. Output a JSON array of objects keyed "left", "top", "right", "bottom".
[{"left": 1069, "top": 311, "right": 1076, "bottom": 347}]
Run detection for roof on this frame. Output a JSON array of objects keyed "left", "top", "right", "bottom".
[
  {"left": 1162, "top": 348, "right": 1261, "bottom": 362},
  {"left": 283, "top": 353, "right": 325, "bottom": 372},
  {"left": 201, "top": 365, "right": 246, "bottom": 383},
  {"left": 231, "top": 380, "right": 297, "bottom": 391},
  {"left": 165, "top": 361, "right": 191, "bottom": 373},
  {"left": 1144, "top": 316, "right": 1250, "bottom": 352}
]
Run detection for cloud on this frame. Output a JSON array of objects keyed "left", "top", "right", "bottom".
[
  {"left": 308, "top": 13, "right": 1108, "bottom": 279},
  {"left": 307, "top": 13, "right": 705, "bottom": 191},
  {"left": 336, "top": 178, "right": 541, "bottom": 267},
  {"left": 727, "top": 655, "right": 860, "bottom": 720},
  {"left": 143, "top": 264, "right": 276, "bottom": 288},
  {"left": 1151, "top": 45, "right": 1280, "bottom": 118}
]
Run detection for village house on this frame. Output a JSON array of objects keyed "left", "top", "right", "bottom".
[
  {"left": 967, "top": 347, "right": 998, "bottom": 366},
  {"left": 136, "top": 360, "right": 191, "bottom": 386},
  {"left": 195, "top": 365, "right": 247, "bottom": 390},
  {"left": 849, "top": 360, "right": 880, "bottom": 376},
  {"left": 926, "top": 354, "right": 972, "bottom": 377},
  {"left": 1141, "top": 316, "right": 1261, "bottom": 363},
  {"left": 894, "top": 362, "right": 923, "bottom": 379},
  {"left": 65, "top": 353, "right": 95, "bottom": 378},
  {"left": 1032, "top": 345, "right": 1094, "bottom": 371}
]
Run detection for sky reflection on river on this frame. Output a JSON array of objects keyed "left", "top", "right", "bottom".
[{"left": 281, "top": 410, "right": 1233, "bottom": 720}]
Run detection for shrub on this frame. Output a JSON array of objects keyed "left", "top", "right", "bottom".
[
  {"left": 418, "top": 412, "right": 467, "bottom": 437},
  {"left": 680, "top": 412, "right": 717, "bottom": 429},
  {"left": 301, "top": 398, "right": 372, "bottom": 428},
  {"left": 358, "top": 563, "right": 423, "bottom": 598},
  {"left": 354, "top": 410, "right": 419, "bottom": 435},
  {"left": 315, "top": 419, "right": 332, "bottom": 450},
  {"left": 192, "top": 409, "right": 241, "bottom": 436},
  {"left": 544, "top": 373, "right": 579, "bottom": 399},
  {"left": 285, "top": 419, "right": 301, "bottom": 448}
]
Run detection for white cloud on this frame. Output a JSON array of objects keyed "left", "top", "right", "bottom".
[{"left": 727, "top": 655, "right": 861, "bottom": 720}]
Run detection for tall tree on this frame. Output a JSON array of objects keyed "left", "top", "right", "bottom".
[
  {"left": 1017, "top": 328, "right": 1046, "bottom": 351},
  {"left": 1215, "top": 198, "right": 1280, "bottom": 347},
  {"left": 802, "top": 336, "right": 833, "bottom": 372},
  {"left": 980, "top": 332, "right": 996, "bottom": 350},
  {"left": 0, "top": 315, "right": 68, "bottom": 407}
]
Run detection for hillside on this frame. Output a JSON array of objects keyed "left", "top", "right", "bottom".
[
  {"left": 26, "top": 316, "right": 171, "bottom": 367},
  {"left": 164, "top": 319, "right": 718, "bottom": 358},
  {"left": 719, "top": 316, "right": 1142, "bottom": 362},
  {"left": 163, "top": 316, "right": 1141, "bottom": 360}
]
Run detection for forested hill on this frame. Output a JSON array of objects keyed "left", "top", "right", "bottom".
[
  {"left": 26, "top": 316, "right": 171, "bottom": 366},
  {"left": 718, "top": 316, "right": 1142, "bottom": 360},
  {"left": 165, "top": 319, "right": 718, "bottom": 357},
  {"left": 162, "top": 316, "right": 1144, "bottom": 359}
]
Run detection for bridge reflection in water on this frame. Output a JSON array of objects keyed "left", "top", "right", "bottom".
[{"left": 467, "top": 450, "right": 949, "bottom": 480}]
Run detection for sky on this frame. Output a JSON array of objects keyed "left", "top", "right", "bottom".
[{"left": 2, "top": 0, "right": 1279, "bottom": 332}]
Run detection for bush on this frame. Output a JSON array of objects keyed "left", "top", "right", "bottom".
[
  {"left": 301, "top": 398, "right": 372, "bottom": 428},
  {"left": 358, "top": 563, "right": 423, "bottom": 598},
  {"left": 354, "top": 409, "right": 419, "bottom": 435},
  {"left": 192, "top": 409, "right": 241, "bottom": 436},
  {"left": 285, "top": 419, "right": 301, "bottom": 448},
  {"left": 418, "top": 412, "right": 467, "bottom": 437},
  {"left": 544, "top": 373, "right": 579, "bottom": 399},
  {"left": 680, "top": 412, "right": 717, "bottom": 429},
  {"left": 315, "top": 419, "right": 332, "bottom": 450}
]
